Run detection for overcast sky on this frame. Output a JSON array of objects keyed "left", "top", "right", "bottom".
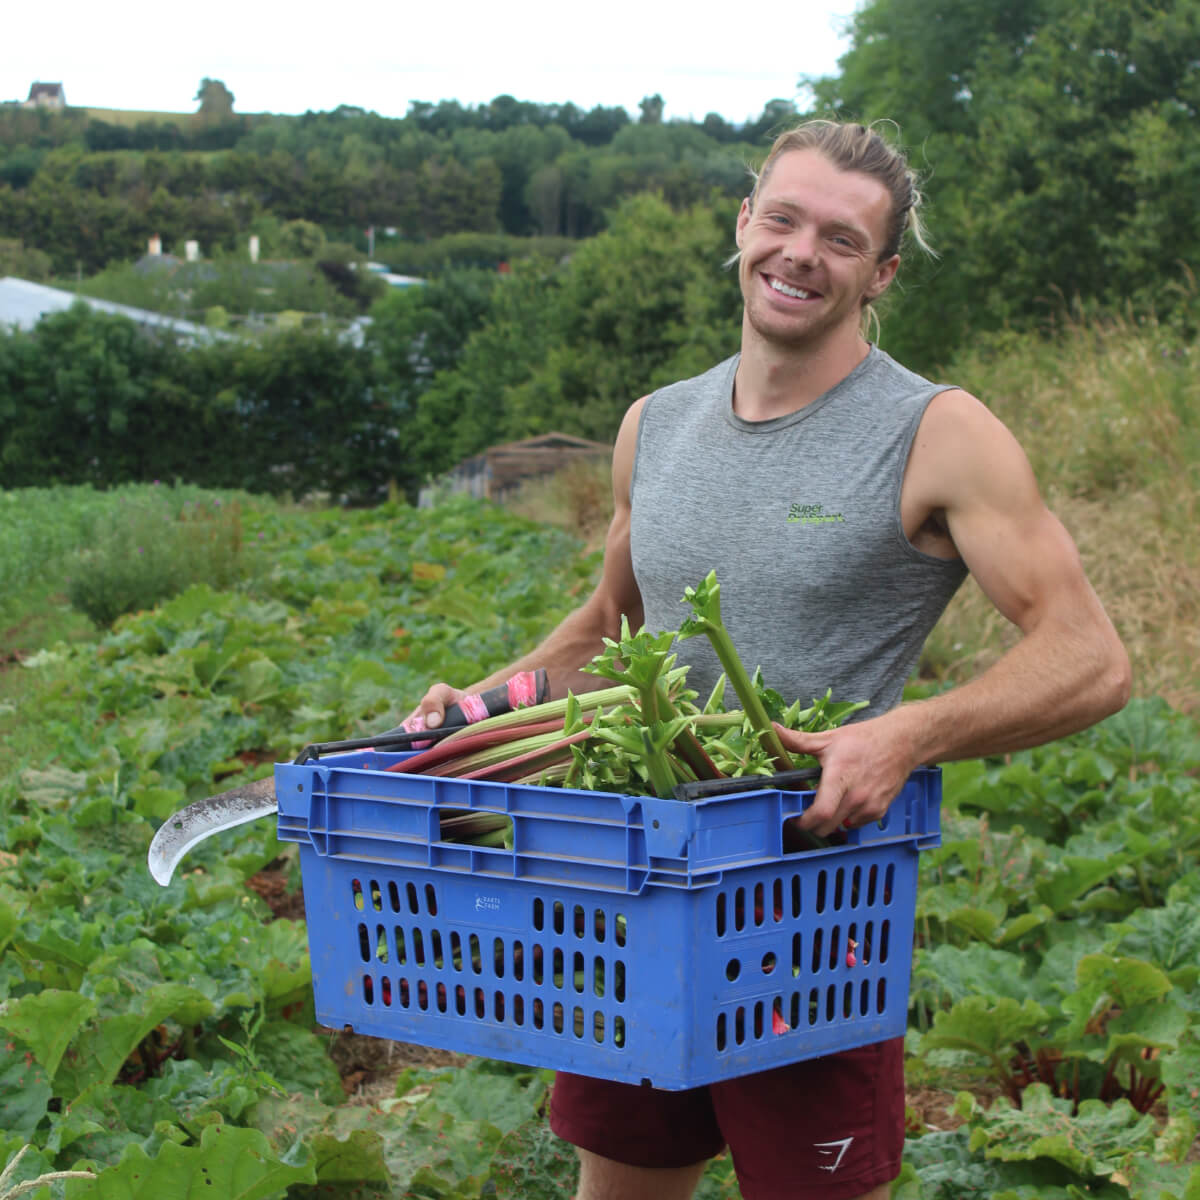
[{"left": 3, "top": 0, "right": 857, "bottom": 124}]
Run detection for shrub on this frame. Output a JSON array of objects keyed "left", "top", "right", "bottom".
[{"left": 66, "top": 486, "right": 249, "bottom": 626}]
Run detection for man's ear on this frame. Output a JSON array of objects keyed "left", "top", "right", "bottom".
[
  {"left": 865, "top": 253, "right": 901, "bottom": 301},
  {"left": 735, "top": 197, "right": 751, "bottom": 249}
]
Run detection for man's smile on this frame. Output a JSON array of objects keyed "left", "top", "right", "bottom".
[{"left": 764, "top": 274, "right": 820, "bottom": 301}]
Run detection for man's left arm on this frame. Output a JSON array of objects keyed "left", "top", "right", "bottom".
[{"left": 784, "top": 389, "right": 1132, "bottom": 836}]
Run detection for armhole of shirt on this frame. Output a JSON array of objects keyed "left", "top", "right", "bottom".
[
  {"left": 893, "top": 384, "right": 965, "bottom": 565},
  {"left": 628, "top": 393, "right": 653, "bottom": 506}
]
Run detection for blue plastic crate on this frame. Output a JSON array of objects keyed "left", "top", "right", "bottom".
[{"left": 276, "top": 756, "right": 941, "bottom": 1090}]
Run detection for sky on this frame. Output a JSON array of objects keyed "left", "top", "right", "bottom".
[{"left": 3, "top": 0, "right": 857, "bottom": 124}]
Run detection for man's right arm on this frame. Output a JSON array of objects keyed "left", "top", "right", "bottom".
[{"left": 408, "top": 397, "right": 649, "bottom": 729}]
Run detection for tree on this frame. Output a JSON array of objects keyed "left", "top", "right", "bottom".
[
  {"left": 195, "top": 78, "right": 235, "bottom": 120},
  {"left": 638, "top": 94, "right": 665, "bottom": 125}
]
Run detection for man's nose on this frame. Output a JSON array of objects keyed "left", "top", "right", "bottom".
[{"left": 782, "top": 226, "right": 820, "bottom": 265}]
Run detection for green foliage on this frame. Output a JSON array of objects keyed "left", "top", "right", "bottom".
[{"left": 64, "top": 487, "right": 250, "bottom": 627}]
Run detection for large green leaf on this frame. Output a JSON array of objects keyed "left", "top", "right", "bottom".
[
  {"left": 0, "top": 989, "right": 97, "bottom": 1079},
  {"left": 63, "top": 1123, "right": 315, "bottom": 1199}
]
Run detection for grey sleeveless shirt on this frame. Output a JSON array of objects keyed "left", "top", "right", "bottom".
[{"left": 629, "top": 347, "right": 968, "bottom": 716}]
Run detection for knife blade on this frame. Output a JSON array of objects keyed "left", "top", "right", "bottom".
[{"left": 147, "top": 669, "right": 548, "bottom": 886}]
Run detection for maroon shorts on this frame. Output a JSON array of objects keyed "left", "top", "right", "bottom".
[{"left": 549, "top": 1037, "right": 905, "bottom": 1199}]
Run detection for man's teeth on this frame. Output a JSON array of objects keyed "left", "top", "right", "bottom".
[{"left": 769, "top": 278, "right": 812, "bottom": 300}]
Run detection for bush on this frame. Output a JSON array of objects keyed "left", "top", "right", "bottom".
[{"left": 66, "top": 486, "right": 249, "bottom": 626}]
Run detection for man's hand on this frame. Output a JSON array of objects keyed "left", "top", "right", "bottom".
[
  {"left": 776, "top": 712, "right": 919, "bottom": 838},
  {"left": 403, "top": 682, "right": 470, "bottom": 735}
]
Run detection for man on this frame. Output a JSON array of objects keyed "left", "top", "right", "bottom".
[{"left": 408, "top": 120, "right": 1130, "bottom": 1200}]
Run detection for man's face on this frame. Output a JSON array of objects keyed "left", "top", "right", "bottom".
[{"left": 734, "top": 148, "right": 900, "bottom": 349}]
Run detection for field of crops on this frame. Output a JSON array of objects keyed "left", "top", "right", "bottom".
[{"left": 1, "top": 485, "right": 1198, "bottom": 1199}]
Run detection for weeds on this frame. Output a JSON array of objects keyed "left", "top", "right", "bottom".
[{"left": 64, "top": 485, "right": 252, "bottom": 626}]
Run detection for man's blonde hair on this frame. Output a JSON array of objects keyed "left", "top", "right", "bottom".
[{"left": 748, "top": 118, "right": 934, "bottom": 262}]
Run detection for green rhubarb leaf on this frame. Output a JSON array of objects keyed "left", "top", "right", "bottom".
[
  {"left": 1110, "top": 901, "right": 1200, "bottom": 987},
  {"left": 0, "top": 901, "right": 16, "bottom": 958},
  {"left": 0, "top": 989, "right": 98, "bottom": 1079},
  {"left": 918, "top": 995, "right": 1050, "bottom": 1075},
  {"left": 1123, "top": 1157, "right": 1200, "bottom": 1200},
  {"left": 0, "top": 1039, "right": 53, "bottom": 1139},
  {"left": 491, "top": 1115, "right": 580, "bottom": 1199},
  {"left": 967, "top": 1084, "right": 1158, "bottom": 1175},
  {"left": 1034, "top": 851, "right": 1136, "bottom": 913},
  {"left": 63, "top": 1123, "right": 315, "bottom": 1199}
]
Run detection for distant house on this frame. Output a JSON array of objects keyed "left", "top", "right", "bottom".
[
  {"left": 23, "top": 82, "right": 66, "bottom": 110},
  {"left": 0, "top": 276, "right": 231, "bottom": 344},
  {"left": 419, "top": 433, "right": 612, "bottom": 507}
]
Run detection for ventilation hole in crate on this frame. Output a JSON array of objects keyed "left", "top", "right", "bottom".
[
  {"left": 406, "top": 882, "right": 419, "bottom": 914},
  {"left": 357, "top": 923, "right": 370, "bottom": 963},
  {"left": 495, "top": 992, "right": 505, "bottom": 1022},
  {"left": 860, "top": 979, "right": 871, "bottom": 1016},
  {"left": 594, "top": 908, "right": 606, "bottom": 942},
  {"left": 352, "top": 879, "right": 364, "bottom": 911},
  {"left": 449, "top": 931, "right": 461, "bottom": 971},
  {"left": 761, "top": 951, "right": 777, "bottom": 975},
  {"left": 877, "top": 978, "right": 887, "bottom": 1013},
  {"left": 734, "top": 1007, "right": 746, "bottom": 1046},
  {"left": 734, "top": 886, "right": 746, "bottom": 932},
  {"left": 773, "top": 878, "right": 784, "bottom": 922},
  {"left": 716, "top": 1012, "right": 727, "bottom": 1051},
  {"left": 593, "top": 1012, "right": 605, "bottom": 1043},
  {"left": 614, "top": 960, "right": 626, "bottom": 1003},
  {"left": 791, "top": 874, "right": 802, "bottom": 918},
  {"left": 399, "top": 979, "right": 410, "bottom": 1008},
  {"left": 828, "top": 924, "right": 841, "bottom": 971},
  {"left": 475, "top": 987, "right": 486, "bottom": 1019},
  {"left": 533, "top": 998, "right": 544, "bottom": 1029},
  {"left": 726, "top": 958, "right": 741, "bottom": 982},
  {"left": 431, "top": 930, "right": 444, "bottom": 969},
  {"left": 790, "top": 992, "right": 801, "bottom": 1029},
  {"left": 413, "top": 928, "right": 426, "bottom": 967},
  {"left": 552, "top": 947, "right": 564, "bottom": 989},
  {"left": 753, "top": 882, "right": 765, "bottom": 926},
  {"left": 843, "top": 982, "right": 854, "bottom": 1019},
  {"left": 362, "top": 975, "right": 374, "bottom": 1004},
  {"left": 469, "top": 933, "right": 482, "bottom": 974},
  {"left": 381, "top": 977, "right": 392, "bottom": 1007},
  {"left": 455, "top": 984, "right": 466, "bottom": 1015},
  {"left": 424, "top": 883, "right": 438, "bottom": 915},
  {"left": 863, "top": 921, "right": 874, "bottom": 965},
  {"left": 573, "top": 904, "right": 585, "bottom": 938},
  {"left": 387, "top": 881, "right": 401, "bottom": 911},
  {"left": 514, "top": 994, "right": 525, "bottom": 1025},
  {"left": 494, "top": 937, "right": 506, "bottom": 979},
  {"left": 846, "top": 922, "right": 858, "bottom": 968},
  {"left": 834, "top": 867, "right": 845, "bottom": 911},
  {"left": 532, "top": 942, "right": 544, "bottom": 986},
  {"left": 395, "top": 927, "right": 408, "bottom": 966},
  {"left": 884, "top": 863, "right": 895, "bottom": 904},
  {"left": 418, "top": 981, "right": 429, "bottom": 1011},
  {"left": 370, "top": 880, "right": 383, "bottom": 912},
  {"left": 825, "top": 985, "right": 836, "bottom": 1022},
  {"left": 533, "top": 897, "right": 545, "bottom": 931},
  {"left": 811, "top": 928, "right": 824, "bottom": 974},
  {"left": 879, "top": 921, "right": 891, "bottom": 963},
  {"left": 427, "top": 982, "right": 440, "bottom": 1012},
  {"left": 573, "top": 951, "right": 585, "bottom": 993},
  {"left": 593, "top": 956, "right": 605, "bottom": 998},
  {"left": 715, "top": 892, "right": 727, "bottom": 937},
  {"left": 816, "top": 870, "right": 827, "bottom": 914},
  {"left": 791, "top": 932, "right": 802, "bottom": 978},
  {"left": 614, "top": 1016, "right": 626, "bottom": 1048},
  {"left": 753, "top": 1001, "right": 764, "bottom": 1040},
  {"left": 808, "top": 988, "right": 819, "bottom": 1026},
  {"left": 615, "top": 912, "right": 627, "bottom": 948},
  {"left": 553, "top": 900, "right": 566, "bottom": 935},
  {"left": 375, "top": 924, "right": 388, "bottom": 964},
  {"left": 867, "top": 864, "right": 879, "bottom": 906},
  {"left": 573, "top": 1006, "right": 585, "bottom": 1039},
  {"left": 851, "top": 864, "right": 862, "bottom": 908},
  {"left": 553, "top": 1002, "right": 564, "bottom": 1034},
  {"left": 513, "top": 939, "right": 525, "bottom": 982}
]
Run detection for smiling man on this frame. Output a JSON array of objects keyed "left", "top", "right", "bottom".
[{"left": 410, "top": 119, "right": 1130, "bottom": 1200}]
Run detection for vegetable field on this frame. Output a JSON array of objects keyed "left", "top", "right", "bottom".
[{"left": 1, "top": 486, "right": 1198, "bottom": 1199}]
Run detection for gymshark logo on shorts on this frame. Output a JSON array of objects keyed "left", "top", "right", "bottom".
[
  {"left": 814, "top": 1136, "right": 854, "bottom": 1172},
  {"left": 788, "top": 502, "right": 846, "bottom": 525}
]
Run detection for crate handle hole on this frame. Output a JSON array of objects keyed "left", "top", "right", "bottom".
[
  {"left": 726, "top": 958, "right": 741, "bottom": 981},
  {"left": 761, "top": 952, "right": 777, "bottom": 975}
]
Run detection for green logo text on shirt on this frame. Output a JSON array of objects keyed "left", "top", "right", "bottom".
[{"left": 787, "top": 503, "right": 846, "bottom": 525}]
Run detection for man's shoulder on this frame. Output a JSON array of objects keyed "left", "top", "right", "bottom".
[{"left": 646, "top": 354, "right": 739, "bottom": 410}]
